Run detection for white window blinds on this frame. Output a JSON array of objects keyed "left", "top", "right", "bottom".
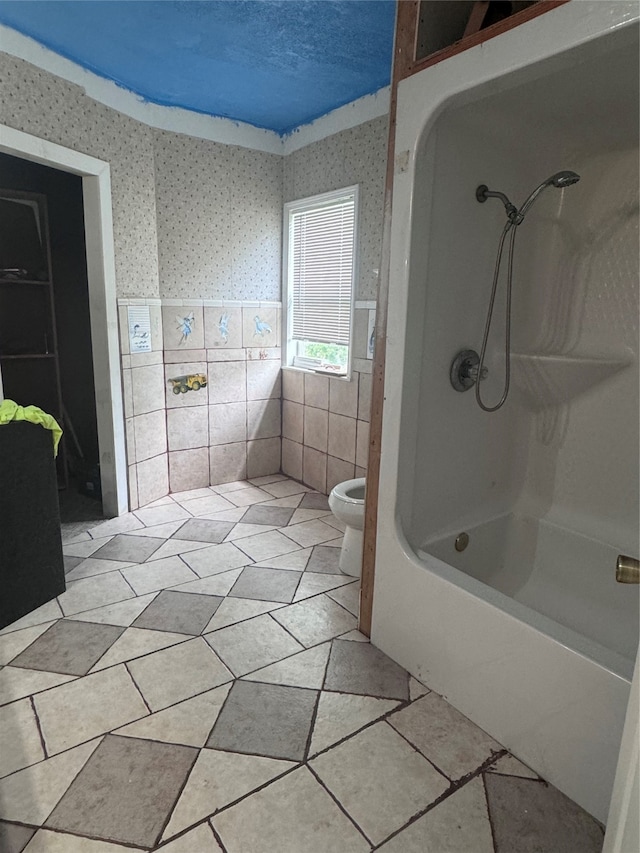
[{"left": 289, "top": 191, "right": 355, "bottom": 347}]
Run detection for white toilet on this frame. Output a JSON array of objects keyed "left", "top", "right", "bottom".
[{"left": 328, "top": 477, "right": 366, "bottom": 577}]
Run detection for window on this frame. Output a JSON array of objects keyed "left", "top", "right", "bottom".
[{"left": 283, "top": 186, "right": 358, "bottom": 375}]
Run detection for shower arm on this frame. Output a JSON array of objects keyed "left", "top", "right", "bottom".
[{"left": 475, "top": 185, "right": 520, "bottom": 223}]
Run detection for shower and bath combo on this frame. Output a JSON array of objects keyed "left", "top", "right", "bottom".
[{"left": 450, "top": 171, "right": 580, "bottom": 411}]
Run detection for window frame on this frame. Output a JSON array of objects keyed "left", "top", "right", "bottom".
[{"left": 282, "top": 185, "right": 359, "bottom": 378}]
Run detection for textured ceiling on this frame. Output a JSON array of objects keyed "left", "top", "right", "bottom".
[{"left": 0, "top": 0, "right": 396, "bottom": 135}]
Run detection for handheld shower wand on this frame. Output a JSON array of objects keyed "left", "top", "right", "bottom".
[{"left": 463, "top": 171, "right": 580, "bottom": 412}]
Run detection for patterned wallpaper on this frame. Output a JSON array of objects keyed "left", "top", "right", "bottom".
[
  {"left": 1, "top": 53, "right": 387, "bottom": 305},
  {"left": 283, "top": 116, "right": 388, "bottom": 300},
  {"left": 153, "top": 131, "right": 283, "bottom": 301},
  {"left": 0, "top": 53, "right": 161, "bottom": 298}
]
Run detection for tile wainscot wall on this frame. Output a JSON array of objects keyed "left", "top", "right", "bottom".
[{"left": 119, "top": 298, "right": 282, "bottom": 509}]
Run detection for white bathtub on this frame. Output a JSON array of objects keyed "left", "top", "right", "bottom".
[{"left": 373, "top": 1, "right": 639, "bottom": 824}]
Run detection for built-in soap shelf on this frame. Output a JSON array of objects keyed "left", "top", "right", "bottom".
[{"left": 511, "top": 352, "right": 633, "bottom": 409}]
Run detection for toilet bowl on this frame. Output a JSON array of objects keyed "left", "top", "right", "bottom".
[{"left": 328, "top": 477, "right": 366, "bottom": 577}]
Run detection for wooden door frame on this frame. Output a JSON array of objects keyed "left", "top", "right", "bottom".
[{"left": 359, "top": 0, "right": 569, "bottom": 635}]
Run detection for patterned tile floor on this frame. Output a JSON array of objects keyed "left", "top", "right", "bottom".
[{"left": 0, "top": 475, "right": 605, "bottom": 852}]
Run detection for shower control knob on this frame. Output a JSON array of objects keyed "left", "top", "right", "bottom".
[
  {"left": 450, "top": 350, "right": 487, "bottom": 392},
  {"left": 616, "top": 555, "right": 640, "bottom": 584}
]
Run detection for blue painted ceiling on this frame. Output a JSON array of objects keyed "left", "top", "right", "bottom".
[{"left": 0, "top": 0, "right": 396, "bottom": 135}]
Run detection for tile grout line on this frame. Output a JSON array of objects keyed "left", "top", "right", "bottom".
[
  {"left": 482, "top": 769, "right": 500, "bottom": 853},
  {"left": 29, "top": 694, "right": 48, "bottom": 760},
  {"left": 208, "top": 819, "right": 230, "bottom": 853},
  {"left": 123, "top": 661, "right": 154, "bottom": 716},
  {"left": 306, "top": 762, "right": 374, "bottom": 847},
  {"left": 152, "top": 741, "right": 201, "bottom": 849},
  {"left": 370, "top": 747, "right": 509, "bottom": 851}
]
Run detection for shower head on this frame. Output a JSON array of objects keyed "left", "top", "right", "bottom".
[
  {"left": 550, "top": 170, "right": 581, "bottom": 188},
  {"left": 517, "top": 170, "right": 581, "bottom": 219}
]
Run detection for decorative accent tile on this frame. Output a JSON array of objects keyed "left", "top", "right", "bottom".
[
  {"left": 207, "top": 680, "right": 317, "bottom": 761},
  {"left": 46, "top": 735, "right": 198, "bottom": 849},
  {"left": 242, "top": 307, "right": 276, "bottom": 348},
  {"left": 162, "top": 305, "right": 204, "bottom": 350},
  {"left": 165, "top": 362, "right": 209, "bottom": 409},
  {"left": 204, "top": 305, "right": 242, "bottom": 349},
  {"left": 324, "top": 639, "right": 410, "bottom": 701},
  {"left": 9, "top": 620, "right": 124, "bottom": 676},
  {"left": 388, "top": 692, "right": 501, "bottom": 780},
  {"left": 310, "top": 722, "right": 449, "bottom": 845}
]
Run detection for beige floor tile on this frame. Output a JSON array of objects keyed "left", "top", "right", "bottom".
[
  {"left": 116, "top": 683, "right": 231, "bottom": 747},
  {"left": 213, "top": 766, "right": 370, "bottom": 853},
  {"left": 377, "top": 776, "right": 494, "bottom": 853},
  {"left": 409, "top": 676, "right": 430, "bottom": 700},
  {"left": 90, "top": 627, "right": 187, "bottom": 671},
  {"left": 163, "top": 749, "right": 295, "bottom": 840},
  {"left": 0, "top": 698, "right": 45, "bottom": 777},
  {"left": 260, "top": 480, "right": 311, "bottom": 498},
  {"left": 205, "top": 614, "right": 303, "bottom": 677},
  {"left": 57, "top": 572, "right": 135, "bottom": 616},
  {"left": 288, "top": 508, "right": 330, "bottom": 525},
  {"left": 181, "top": 542, "right": 251, "bottom": 577},
  {"left": 487, "top": 753, "right": 539, "bottom": 779},
  {"left": 170, "top": 569, "right": 243, "bottom": 597},
  {"left": 0, "top": 666, "right": 76, "bottom": 707},
  {"left": 133, "top": 504, "right": 191, "bottom": 527},
  {"left": 65, "top": 557, "right": 136, "bottom": 581},
  {"left": 62, "top": 536, "right": 112, "bottom": 558},
  {"left": 35, "top": 665, "right": 148, "bottom": 755},
  {"left": 69, "top": 593, "right": 159, "bottom": 627},
  {"left": 326, "top": 582, "right": 360, "bottom": 616},
  {"left": 0, "top": 622, "right": 56, "bottom": 665},
  {"left": 203, "top": 597, "right": 285, "bottom": 632},
  {"left": 309, "top": 692, "right": 400, "bottom": 756},
  {"left": 388, "top": 692, "right": 501, "bottom": 780},
  {"left": 179, "top": 494, "right": 236, "bottom": 515},
  {"left": 24, "top": 829, "right": 135, "bottom": 852},
  {"left": 282, "top": 519, "right": 339, "bottom": 548},
  {"left": 271, "top": 595, "right": 357, "bottom": 647},
  {"left": 159, "top": 823, "right": 223, "bottom": 853},
  {"left": 293, "top": 572, "right": 353, "bottom": 602},
  {"left": 224, "top": 522, "right": 278, "bottom": 541},
  {"left": 128, "top": 637, "right": 233, "bottom": 711},
  {"left": 243, "top": 643, "right": 330, "bottom": 690},
  {"left": 223, "top": 486, "right": 272, "bottom": 507},
  {"left": 310, "top": 722, "right": 449, "bottom": 845},
  {"left": 0, "top": 740, "right": 99, "bottom": 824},
  {"left": 0, "top": 600, "right": 63, "bottom": 635},
  {"left": 121, "top": 556, "right": 197, "bottom": 595},
  {"left": 131, "top": 521, "right": 186, "bottom": 538},
  {"left": 254, "top": 547, "right": 312, "bottom": 571},
  {"left": 198, "top": 507, "right": 247, "bottom": 523},
  {"left": 233, "top": 530, "right": 301, "bottom": 563},
  {"left": 339, "top": 630, "right": 370, "bottom": 642},
  {"left": 88, "top": 514, "right": 145, "bottom": 539},
  {"left": 144, "top": 538, "right": 211, "bottom": 561}
]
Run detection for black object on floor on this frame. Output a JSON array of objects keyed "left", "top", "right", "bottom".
[{"left": 0, "top": 420, "right": 65, "bottom": 629}]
